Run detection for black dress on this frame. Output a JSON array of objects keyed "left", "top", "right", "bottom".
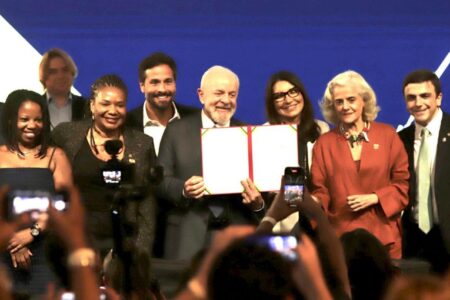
[
  {"left": 0, "top": 168, "right": 56, "bottom": 296},
  {"left": 72, "top": 139, "right": 119, "bottom": 257}
]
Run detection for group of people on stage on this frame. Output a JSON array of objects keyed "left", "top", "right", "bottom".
[{"left": 0, "top": 47, "right": 449, "bottom": 299}]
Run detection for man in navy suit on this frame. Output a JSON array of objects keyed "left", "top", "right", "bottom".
[
  {"left": 399, "top": 69, "right": 450, "bottom": 274},
  {"left": 126, "top": 52, "right": 198, "bottom": 156},
  {"left": 157, "top": 66, "right": 265, "bottom": 259},
  {"left": 39, "top": 48, "right": 87, "bottom": 129}
]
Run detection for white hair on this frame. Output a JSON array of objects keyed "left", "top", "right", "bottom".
[{"left": 200, "top": 65, "right": 240, "bottom": 88}]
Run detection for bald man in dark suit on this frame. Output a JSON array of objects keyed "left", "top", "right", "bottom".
[{"left": 158, "top": 66, "right": 265, "bottom": 260}]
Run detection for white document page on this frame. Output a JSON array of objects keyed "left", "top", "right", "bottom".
[
  {"left": 251, "top": 124, "right": 298, "bottom": 191},
  {"left": 201, "top": 127, "right": 249, "bottom": 194}
]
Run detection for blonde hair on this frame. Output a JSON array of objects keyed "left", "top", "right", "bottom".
[
  {"left": 39, "top": 48, "right": 78, "bottom": 87},
  {"left": 320, "top": 70, "right": 380, "bottom": 125}
]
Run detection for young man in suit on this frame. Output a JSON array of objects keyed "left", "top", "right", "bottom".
[
  {"left": 399, "top": 69, "right": 450, "bottom": 274},
  {"left": 39, "top": 48, "right": 86, "bottom": 129},
  {"left": 157, "top": 66, "right": 265, "bottom": 260},
  {"left": 126, "top": 52, "right": 198, "bottom": 156}
]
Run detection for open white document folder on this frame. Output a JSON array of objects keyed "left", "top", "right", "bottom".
[{"left": 201, "top": 124, "right": 298, "bottom": 195}]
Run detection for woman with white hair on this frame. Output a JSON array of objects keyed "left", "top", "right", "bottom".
[{"left": 310, "top": 70, "right": 409, "bottom": 259}]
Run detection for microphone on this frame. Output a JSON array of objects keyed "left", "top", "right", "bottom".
[{"left": 104, "top": 140, "right": 123, "bottom": 158}]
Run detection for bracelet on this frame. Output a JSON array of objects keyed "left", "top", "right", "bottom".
[
  {"left": 67, "top": 248, "right": 96, "bottom": 268},
  {"left": 261, "top": 216, "right": 277, "bottom": 226},
  {"left": 252, "top": 200, "right": 265, "bottom": 212},
  {"left": 187, "top": 279, "right": 206, "bottom": 299}
]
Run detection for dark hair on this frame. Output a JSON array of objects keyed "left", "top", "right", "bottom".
[
  {"left": 89, "top": 74, "right": 128, "bottom": 102},
  {"left": 2, "top": 89, "right": 51, "bottom": 158},
  {"left": 265, "top": 71, "right": 320, "bottom": 142},
  {"left": 208, "top": 235, "right": 299, "bottom": 300},
  {"left": 402, "top": 69, "right": 441, "bottom": 96},
  {"left": 138, "top": 52, "right": 177, "bottom": 83},
  {"left": 341, "top": 229, "right": 397, "bottom": 300},
  {"left": 103, "top": 248, "right": 163, "bottom": 300}
]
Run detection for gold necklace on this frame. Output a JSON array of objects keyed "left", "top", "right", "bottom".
[{"left": 13, "top": 147, "right": 40, "bottom": 159}]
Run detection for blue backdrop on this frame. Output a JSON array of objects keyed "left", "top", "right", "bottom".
[{"left": 2, "top": 0, "right": 450, "bottom": 127}]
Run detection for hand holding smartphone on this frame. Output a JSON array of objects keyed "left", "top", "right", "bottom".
[
  {"left": 284, "top": 167, "right": 305, "bottom": 208},
  {"left": 7, "top": 190, "right": 68, "bottom": 220}
]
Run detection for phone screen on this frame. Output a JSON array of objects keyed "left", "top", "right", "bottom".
[
  {"left": 249, "top": 235, "right": 298, "bottom": 261},
  {"left": 284, "top": 184, "right": 304, "bottom": 202},
  {"left": 61, "top": 291, "right": 106, "bottom": 300},
  {"left": 284, "top": 167, "right": 305, "bottom": 205},
  {"left": 8, "top": 190, "right": 68, "bottom": 220}
]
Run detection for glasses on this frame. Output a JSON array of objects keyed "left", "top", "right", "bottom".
[{"left": 272, "top": 87, "right": 300, "bottom": 103}]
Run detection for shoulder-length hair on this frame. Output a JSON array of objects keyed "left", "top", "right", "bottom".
[
  {"left": 320, "top": 70, "right": 380, "bottom": 125},
  {"left": 265, "top": 71, "right": 320, "bottom": 142},
  {"left": 39, "top": 48, "right": 78, "bottom": 87},
  {"left": 2, "top": 89, "right": 51, "bottom": 158}
]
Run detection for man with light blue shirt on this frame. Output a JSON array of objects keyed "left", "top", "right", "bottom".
[
  {"left": 39, "top": 48, "right": 86, "bottom": 129},
  {"left": 399, "top": 69, "right": 450, "bottom": 274}
]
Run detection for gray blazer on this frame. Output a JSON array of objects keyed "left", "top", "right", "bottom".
[{"left": 52, "top": 120, "right": 157, "bottom": 253}]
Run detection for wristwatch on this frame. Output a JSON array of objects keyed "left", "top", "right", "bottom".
[{"left": 30, "top": 223, "right": 41, "bottom": 238}]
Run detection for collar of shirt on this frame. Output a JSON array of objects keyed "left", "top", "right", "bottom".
[
  {"left": 201, "top": 109, "right": 230, "bottom": 128},
  {"left": 143, "top": 101, "right": 180, "bottom": 127},
  {"left": 46, "top": 92, "right": 72, "bottom": 107},
  {"left": 414, "top": 108, "right": 443, "bottom": 140}
]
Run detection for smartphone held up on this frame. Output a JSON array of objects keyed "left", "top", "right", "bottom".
[
  {"left": 6, "top": 190, "right": 68, "bottom": 220},
  {"left": 284, "top": 167, "right": 305, "bottom": 208}
]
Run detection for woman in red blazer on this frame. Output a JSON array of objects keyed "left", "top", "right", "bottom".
[{"left": 310, "top": 70, "right": 409, "bottom": 259}]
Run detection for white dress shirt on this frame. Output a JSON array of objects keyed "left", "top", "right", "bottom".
[
  {"left": 201, "top": 109, "right": 230, "bottom": 128},
  {"left": 143, "top": 102, "right": 180, "bottom": 156},
  {"left": 413, "top": 108, "right": 442, "bottom": 224}
]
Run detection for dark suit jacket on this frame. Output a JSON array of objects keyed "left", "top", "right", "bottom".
[
  {"left": 157, "top": 111, "right": 264, "bottom": 259},
  {"left": 399, "top": 112, "right": 450, "bottom": 253},
  {"left": 51, "top": 120, "right": 157, "bottom": 253},
  {"left": 0, "top": 102, "right": 4, "bottom": 145},
  {"left": 126, "top": 101, "right": 199, "bottom": 131},
  {"left": 71, "top": 94, "right": 88, "bottom": 120}
]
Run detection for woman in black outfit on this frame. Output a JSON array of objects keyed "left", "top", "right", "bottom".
[
  {"left": 52, "top": 74, "right": 157, "bottom": 258},
  {"left": 0, "top": 89, "right": 73, "bottom": 296}
]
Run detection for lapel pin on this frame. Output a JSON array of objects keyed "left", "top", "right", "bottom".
[
  {"left": 443, "top": 137, "right": 447, "bottom": 143},
  {"left": 373, "top": 144, "right": 379, "bottom": 150}
]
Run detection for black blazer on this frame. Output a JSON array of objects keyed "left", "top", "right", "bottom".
[
  {"left": 126, "top": 101, "right": 199, "bottom": 130},
  {"left": 399, "top": 112, "right": 450, "bottom": 252},
  {"left": 157, "top": 111, "right": 264, "bottom": 259},
  {"left": 52, "top": 120, "right": 157, "bottom": 253},
  {"left": 71, "top": 94, "right": 88, "bottom": 120}
]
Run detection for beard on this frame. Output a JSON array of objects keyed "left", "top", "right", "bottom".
[{"left": 146, "top": 91, "right": 174, "bottom": 112}]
